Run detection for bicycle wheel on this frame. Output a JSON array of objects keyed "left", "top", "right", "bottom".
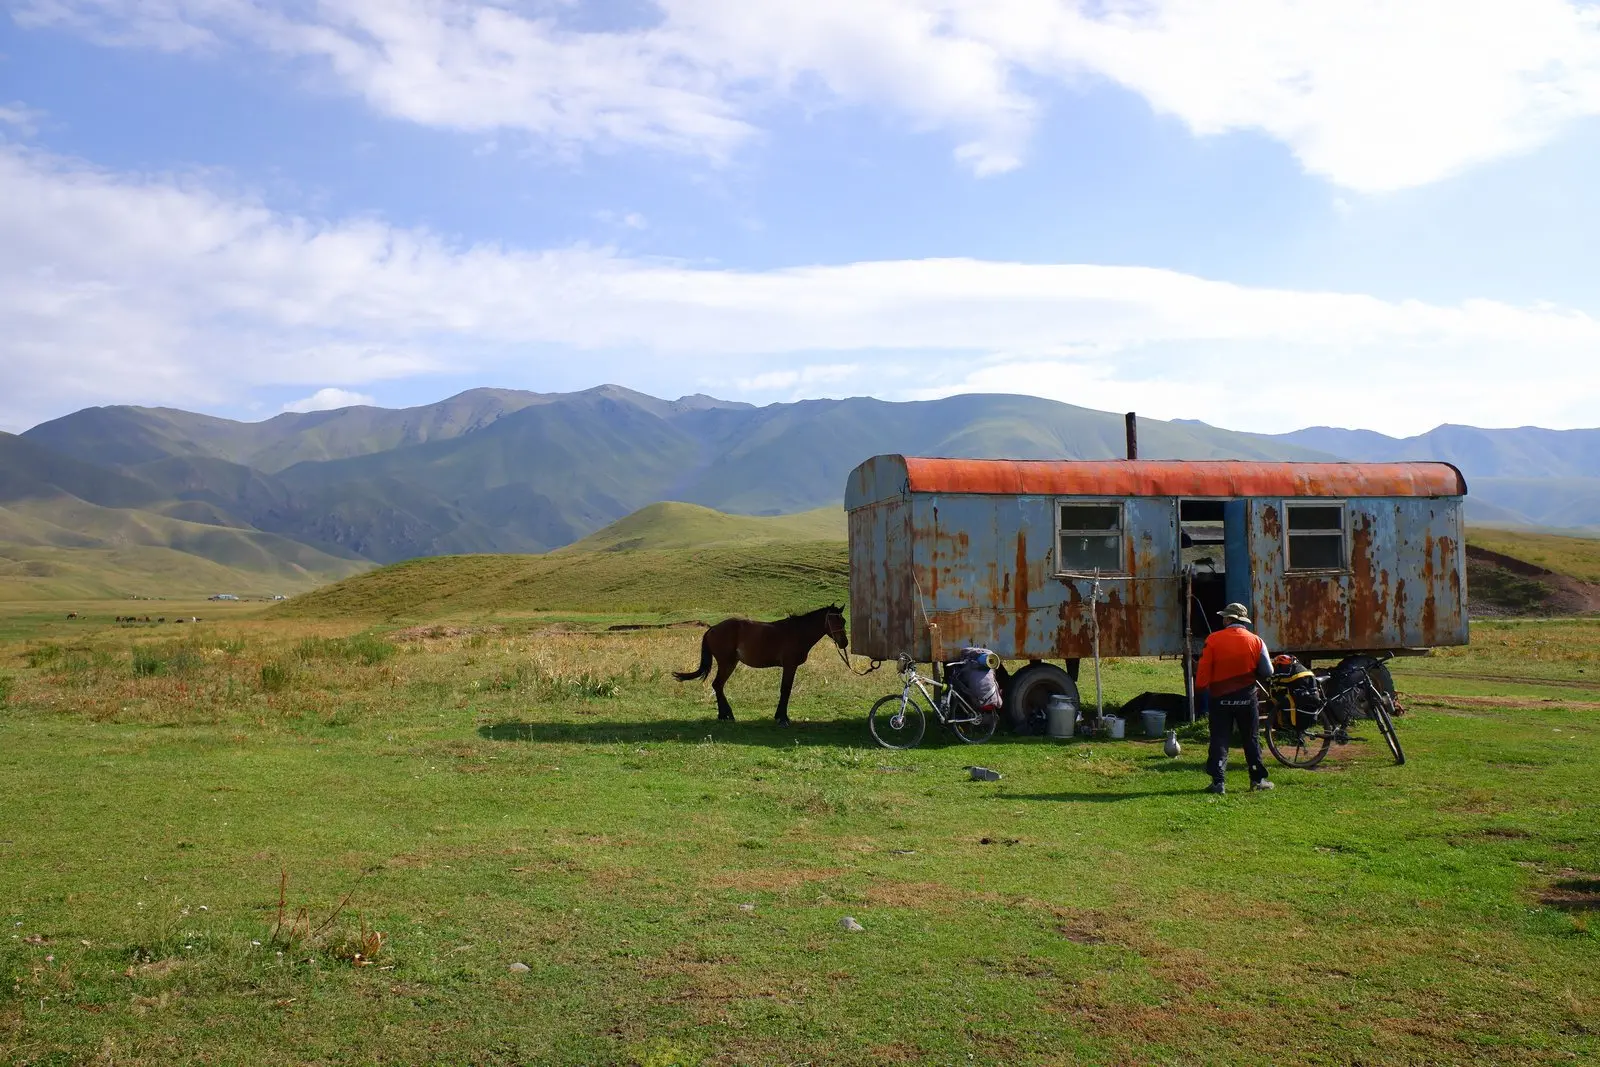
[
  {"left": 947, "top": 697, "right": 998, "bottom": 744},
  {"left": 1371, "top": 693, "right": 1406, "bottom": 765},
  {"left": 869, "top": 693, "right": 927, "bottom": 750},
  {"left": 1264, "top": 721, "right": 1333, "bottom": 769}
]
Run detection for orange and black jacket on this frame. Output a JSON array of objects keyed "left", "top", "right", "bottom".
[{"left": 1195, "top": 623, "right": 1272, "bottom": 699}]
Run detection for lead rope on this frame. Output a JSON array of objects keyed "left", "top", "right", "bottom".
[{"left": 830, "top": 615, "right": 882, "bottom": 676}]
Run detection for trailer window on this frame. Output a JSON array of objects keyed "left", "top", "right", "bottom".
[
  {"left": 1057, "top": 503, "right": 1123, "bottom": 573},
  {"left": 1286, "top": 503, "right": 1345, "bottom": 570}
]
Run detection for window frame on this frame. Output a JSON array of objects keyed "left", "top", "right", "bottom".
[
  {"left": 1176, "top": 496, "right": 1231, "bottom": 575},
  {"left": 1053, "top": 498, "right": 1128, "bottom": 577},
  {"left": 1283, "top": 499, "right": 1349, "bottom": 573}
]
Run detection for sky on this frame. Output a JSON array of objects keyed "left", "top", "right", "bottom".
[{"left": 3, "top": 1, "right": 1600, "bottom": 438}]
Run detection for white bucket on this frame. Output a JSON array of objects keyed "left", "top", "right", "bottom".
[
  {"left": 1141, "top": 708, "right": 1167, "bottom": 738},
  {"left": 1046, "top": 694, "right": 1078, "bottom": 738},
  {"left": 1105, "top": 715, "right": 1126, "bottom": 739}
]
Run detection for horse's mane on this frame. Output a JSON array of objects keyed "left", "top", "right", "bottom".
[{"left": 781, "top": 604, "right": 841, "bottom": 622}]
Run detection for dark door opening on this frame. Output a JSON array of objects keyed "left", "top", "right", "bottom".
[{"left": 1181, "top": 499, "right": 1229, "bottom": 639}]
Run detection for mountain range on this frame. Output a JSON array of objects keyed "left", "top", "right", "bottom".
[{"left": 4, "top": 385, "right": 1597, "bottom": 596}]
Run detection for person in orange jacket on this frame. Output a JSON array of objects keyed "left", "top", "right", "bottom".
[{"left": 1194, "top": 602, "right": 1274, "bottom": 795}]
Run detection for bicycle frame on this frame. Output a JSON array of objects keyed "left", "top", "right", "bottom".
[{"left": 896, "top": 663, "right": 982, "bottom": 726}]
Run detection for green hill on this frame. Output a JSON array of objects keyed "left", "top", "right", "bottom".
[
  {"left": 1466, "top": 527, "right": 1600, "bottom": 585},
  {"left": 1464, "top": 526, "right": 1600, "bottom": 616},
  {"left": 560, "top": 502, "right": 845, "bottom": 553},
  {"left": 0, "top": 542, "right": 342, "bottom": 601},
  {"left": 279, "top": 542, "right": 848, "bottom": 620},
  {"left": 281, "top": 500, "right": 847, "bottom": 619}
]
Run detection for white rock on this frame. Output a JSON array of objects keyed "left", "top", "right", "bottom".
[
  {"left": 738, "top": 903, "right": 755, "bottom": 912},
  {"left": 508, "top": 962, "right": 530, "bottom": 974},
  {"left": 838, "top": 916, "right": 865, "bottom": 933}
]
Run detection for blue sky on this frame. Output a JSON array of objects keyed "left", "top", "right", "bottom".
[{"left": 4, "top": 0, "right": 1600, "bottom": 436}]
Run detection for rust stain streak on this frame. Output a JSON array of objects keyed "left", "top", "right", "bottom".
[{"left": 1013, "top": 530, "right": 1029, "bottom": 655}]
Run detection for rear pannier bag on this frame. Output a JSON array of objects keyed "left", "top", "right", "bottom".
[
  {"left": 1268, "top": 656, "right": 1325, "bottom": 730},
  {"left": 948, "top": 647, "right": 1003, "bottom": 712}
]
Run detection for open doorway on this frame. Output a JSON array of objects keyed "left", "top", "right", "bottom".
[{"left": 1180, "top": 499, "right": 1228, "bottom": 640}]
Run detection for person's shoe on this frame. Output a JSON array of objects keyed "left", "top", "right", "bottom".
[
  {"left": 1251, "top": 779, "right": 1275, "bottom": 791},
  {"left": 1203, "top": 782, "right": 1225, "bottom": 795}
]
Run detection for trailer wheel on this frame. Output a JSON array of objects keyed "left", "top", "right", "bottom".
[
  {"left": 1331, "top": 655, "right": 1398, "bottom": 717},
  {"left": 1006, "top": 663, "right": 1078, "bottom": 735}
]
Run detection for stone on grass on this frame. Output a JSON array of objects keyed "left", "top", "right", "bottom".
[
  {"left": 508, "top": 962, "right": 530, "bottom": 974},
  {"left": 738, "top": 903, "right": 755, "bottom": 912},
  {"left": 838, "top": 916, "right": 865, "bottom": 933}
]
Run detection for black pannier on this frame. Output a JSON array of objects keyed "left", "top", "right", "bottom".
[
  {"left": 1267, "top": 655, "right": 1325, "bottom": 730},
  {"left": 946, "top": 647, "right": 1003, "bottom": 712}
]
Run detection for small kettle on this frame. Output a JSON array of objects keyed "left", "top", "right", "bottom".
[{"left": 1163, "top": 729, "right": 1181, "bottom": 758}]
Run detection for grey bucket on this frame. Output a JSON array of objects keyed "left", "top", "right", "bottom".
[
  {"left": 1046, "top": 694, "right": 1078, "bottom": 738},
  {"left": 1141, "top": 708, "right": 1167, "bottom": 738}
]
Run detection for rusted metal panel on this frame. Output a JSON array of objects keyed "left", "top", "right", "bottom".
[
  {"left": 847, "top": 498, "right": 916, "bottom": 659},
  {"left": 845, "top": 454, "right": 913, "bottom": 511},
  {"left": 1252, "top": 500, "right": 1350, "bottom": 651},
  {"left": 1051, "top": 496, "right": 1184, "bottom": 659},
  {"left": 845, "top": 455, "right": 1469, "bottom": 663},
  {"left": 901, "top": 458, "right": 1466, "bottom": 499}
]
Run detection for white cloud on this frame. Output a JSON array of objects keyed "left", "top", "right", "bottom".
[
  {"left": 4, "top": 145, "right": 1600, "bottom": 435},
  {"left": 0, "top": 102, "right": 47, "bottom": 136},
  {"left": 20, "top": 1, "right": 1600, "bottom": 188},
  {"left": 281, "top": 387, "right": 377, "bottom": 413}
]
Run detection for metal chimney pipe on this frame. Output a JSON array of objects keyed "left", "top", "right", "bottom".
[{"left": 1124, "top": 412, "right": 1138, "bottom": 460}]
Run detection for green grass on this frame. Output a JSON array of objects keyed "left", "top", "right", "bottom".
[
  {"left": 1467, "top": 526, "right": 1600, "bottom": 584},
  {"left": 0, "top": 605, "right": 1596, "bottom": 1065},
  {"left": 560, "top": 501, "right": 846, "bottom": 553},
  {"left": 280, "top": 541, "right": 849, "bottom": 621}
]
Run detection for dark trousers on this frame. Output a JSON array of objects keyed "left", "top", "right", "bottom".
[{"left": 1207, "top": 690, "right": 1269, "bottom": 784}]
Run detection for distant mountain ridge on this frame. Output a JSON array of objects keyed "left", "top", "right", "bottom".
[
  {"left": 1247, "top": 423, "right": 1600, "bottom": 529},
  {"left": 7, "top": 386, "right": 1596, "bottom": 596}
]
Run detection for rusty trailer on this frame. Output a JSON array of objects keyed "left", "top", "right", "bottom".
[{"left": 844, "top": 455, "right": 1468, "bottom": 730}]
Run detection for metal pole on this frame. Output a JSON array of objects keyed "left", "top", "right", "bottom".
[
  {"left": 1092, "top": 572, "right": 1103, "bottom": 719},
  {"left": 1183, "top": 567, "right": 1196, "bottom": 723},
  {"left": 1124, "top": 412, "right": 1138, "bottom": 460}
]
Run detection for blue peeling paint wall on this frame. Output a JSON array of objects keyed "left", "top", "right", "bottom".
[{"left": 846, "top": 455, "right": 1469, "bottom": 663}]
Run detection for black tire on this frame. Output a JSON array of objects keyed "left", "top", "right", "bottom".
[
  {"left": 947, "top": 694, "right": 998, "bottom": 744},
  {"left": 1371, "top": 693, "right": 1405, "bottom": 765},
  {"left": 1333, "top": 656, "right": 1398, "bottom": 717},
  {"left": 869, "top": 693, "right": 926, "bottom": 750},
  {"left": 1005, "top": 663, "right": 1078, "bottom": 735},
  {"left": 1264, "top": 722, "right": 1333, "bottom": 769}
]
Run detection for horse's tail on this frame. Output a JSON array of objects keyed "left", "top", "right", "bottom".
[{"left": 673, "top": 631, "right": 713, "bottom": 682}]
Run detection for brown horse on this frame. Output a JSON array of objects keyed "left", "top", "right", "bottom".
[{"left": 673, "top": 605, "right": 847, "bottom": 724}]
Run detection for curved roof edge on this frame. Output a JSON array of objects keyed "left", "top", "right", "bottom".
[{"left": 845, "top": 455, "right": 1468, "bottom": 508}]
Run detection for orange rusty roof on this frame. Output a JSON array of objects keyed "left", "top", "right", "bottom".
[{"left": 900, "top": 458, "right": 1467, "bottom": 498}]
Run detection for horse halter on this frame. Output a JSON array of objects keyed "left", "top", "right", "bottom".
[
  {"left": 824, "top": 609, "right": 848, "bottom": 648},
  {"left": 826, "top": 610, "right": 882, "bottom": 676}
]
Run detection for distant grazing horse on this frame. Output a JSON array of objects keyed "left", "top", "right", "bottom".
[{"left": 673, "top": 605, "right": 847, "bottom": 724}]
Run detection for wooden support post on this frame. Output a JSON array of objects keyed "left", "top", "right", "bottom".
[{"left": 1125, "top": 412, "right": 1138, "bottom": 460}]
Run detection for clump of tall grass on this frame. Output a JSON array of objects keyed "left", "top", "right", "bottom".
[
  {"left": 477, "top": 662, "right": 623, "bottom": 700},
  {"left": 131, "top": 644, "right": 204, "bottom": 678},
  {"left": 0, "top": 673, "right": 13, "bottom": 706},
  {"left": 24, "top": 644, "right": 63, "bottom": 669},
  {"left": 259, "top": 661, "right": 295, "bottom": 693},
  {"left": 294, "top": 634, "right": 396, "bottom": 667}
]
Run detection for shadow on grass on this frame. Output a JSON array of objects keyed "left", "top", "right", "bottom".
[
  {"left": 479, "top": 718, "right": 1072, "bottom": 748},
  {"left": 1005, "top": 790, "right": 1190, "bottom": 803}
]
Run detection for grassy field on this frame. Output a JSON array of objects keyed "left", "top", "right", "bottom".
[
  {"left": 0, "top": 598, "right": 1596, "bottom": 1065},
  {"left": 1467, "top": 527, "right": 1600, "bottom": 584},
  {"left": 280, "top": 541, "right": 851, "bottom": 621}
]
